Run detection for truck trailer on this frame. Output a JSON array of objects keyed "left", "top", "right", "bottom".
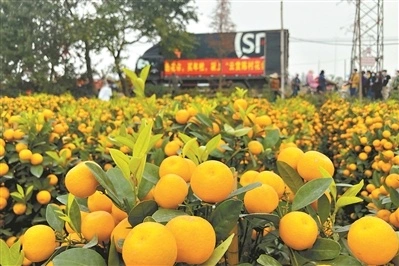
[{"left": 135, "top": 29, "right": 289, "bottom": 89}]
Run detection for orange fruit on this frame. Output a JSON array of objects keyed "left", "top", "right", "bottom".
[
  {"left": 376, "top": 209, "right": 392, "bottom": 222},
  {"left": 65, "top": 211, "right": 88, "bottom": 234},
  {"left": 36, "top": 190, "right": 51, "bottom": 205},
  {"left": 297, "top": 151, "right": 335, "bottom": 181},
  {"left": 233, "top": 98, "right": 248, "bottom": 111},
  {"left": 254, "top": 115, "right": 272, "bottom": 127},
  {"left": 164, "top": 140, "right": 181, "bottom": 156},
  {"left": 122, "top": 222, "right": 177, "bottom": 266},
  {"left": 244, "top": 184, "right": 279, "bottom": 213},
  {"left": 111, "top": 203, "right": 128, "bottom": 224},
  {"left": 19, "top": 149, "right": 33, "bottom": 161},
  {"left": 277, "top": 146, "right": 304, "bottom": 170},
  {"left": 153, "top": 174, "right": 188, "bottom": 209},
  {"left": 348, "top": 216, "right": 399, "bottom": 265},
  {"left": 111, "top": 217, "right": 133, "bottom": 253},
  {"left": 47, "top": 174, "right": 58, "bottom": 186},
  {"left": 3, "top": 129, "right": 14, "bottom": 141},
  {"left": 87, "top": 190, "right": 113, "bottom": 213},
  {"left": 15, "top": 142, "right": 28, "bottom": 153},
  {"left": 64, "top": 162, "right": 99, "bottom": 198},
  {"left": 254, "top": 171, "right": 285, "bottom": 198},
  {"left": 190, "top": 160, "right": 234, "bottom": 203},
  {"left": 30, "top": 153, "right": 43, "bottom": 165},
  {"left": 22, "top": 225, "right": 56, "bottom": 262},
  {"left": 175, "top": 109, "right": 190, "bottom": 124},
  {"left": 166, "top": 215, "right": 216, "bottom": 264},
  {"left": 6, "top": 236, "right": 17, "bottom": 247},
  {"left": 0, "top": 186, "right": 9, "bottom": 199},
  {"left": 13, "top": 202, "right": 27, "bottom": 215},
  {"left": 158, "top": 155, "right": 194, "bottom": 182},
  {"left": 239, "top": 170, "right": 259, "bottom": 187},
  {"left": 248, "top": 140, "right": 264, "bottom": 155},
  {"left": 385, "top": 173, "right": 399, "bottom": 189},
  {"left": 0, "top": 163, "right": 9, "bottom": 176},
  {"left": 0, "top": 197, "right": 7, "bottom": 210},
  {"left": 81, "top": 211, "right": 115, "bottom": 242},
  {"left": 279, "top": 211, "right": 318, "bottom": 250}
]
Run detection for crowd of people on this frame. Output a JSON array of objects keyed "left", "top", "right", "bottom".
[{"left": 69, "top": 75, "right": 116, "bottom": 101}]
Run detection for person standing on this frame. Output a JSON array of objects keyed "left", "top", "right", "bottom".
[
  {"left": 169, "top": 73, "right": 181, "bottom": 97},
  {"left": 317, "top": 70, "right": 326, "bottom": 93},
  {"left": 373, "top": 71, "right": 383, "bottom": 100},
  {"left": 381, "top": 70, "right": 391, "bottom": 100},
  {"left": 97, "top": 78, "right": 113, "bottom": 101},
  {"left": 392, "top": 70, "right": 399, "bottom": 91},
  {"left": 269, "top": 73, "right": 281, "bottom": 101},
  {"left": 290, "top": 74, "right": 301, "bottom": 97},
  {"left": 349, "top": 69, "right": 360, "bottom": 97}
]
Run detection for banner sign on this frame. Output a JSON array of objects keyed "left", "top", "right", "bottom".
[{"left": 164, "top": 58, "right": 265, "bottom": 77}]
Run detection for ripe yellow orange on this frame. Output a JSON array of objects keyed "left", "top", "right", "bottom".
[
  {"left": 3, "top": 129, "right": 14, "bottom": 141},
  {"left": 239, "top": 170, "right": 259, "bottom": 187},
  {"left": 297, "top": 151, "right": 335, "bottom": 181},
  {"left": 277, "top": 146, "right": 304, "bottom": 170},
  {"left": 6, "top": 236, "right": 17, "bottom": 247},
  {"left": 0, "top": 197, "right": 7, "bottom": 210},
  {"left": 376, "top": 209, "right": 392, "bottom": 222},
  {"left": 153, "top": 174, "right": 188, "bottom": 209},
  {"left": 254, "top": 171, "right": 285, "bottom": 198},
  {"left": 111, "top": 217, "right": 133, "bottom": 253},
  {"left": 22, "top": 225, "right": 56, "bottom": 262},
  {"left": 385, "top": 173, "right": 399, "bottom": 189},
  {"left": 19, "top": 149, "right": 33, "bottom": 161},
  {"left": 382, "top": 130, "right": 391, "bottom": 139},
  {"left": 233, "top": 98, "right": 248, "bottom": 111},
  {"left": 81, "top": 211, "right": 115, "bottom": 242},
  {"left": 244, "top": 184, "right": 279, "bottom": 213},
  {"left": 158, "top": 155, "right": 194, "bottom": 182},
  {"left": 358, "top": 152, "right": 368, "bottom": 161},
  {"left": 0, "top": 163, "right": 9, "bottom": 176},
  {"left": 111, "top": 203, "right": 128, "bottom": 224},
  {"left": 248, "top": 140, "right": 264, "bottom": 155},
  {"left": 254, "top": 115, "right": 272, "bottom": 127},
  {"left": 13, "top": 129, "right": 25, "bottom": 140},
  {"left": 47, "top": 174, "right": 58, "bottom": 186},
  {"left": 175, "top": 109, "right": 190, "bottom": 124},
  {"left": 166, "top": 215, "right": 216, "bottom": 264},
  {"left": 13, "top": 202, "right": 27, "bottom": 215},
  {"left": 164, "top": 140, "right": 181, "bottom": 156},
  {"left": 0, "top": 186, "right": 10, "bottom": 199},
  {"left": 36, "top": 190, "right": 51, "bottom": 205},
  {"left": 87, "top": 190, "right": 113, "bottom": 213},
  {"left": 122, "top": 222, "right": 177, "bottom": 266},
  {"left": 64, "top": 162, "right": 99, "bottom": 198},
  {"left": 15, "top": 142, "right": 28, "bottom": 153},
  {"left": 359, "top": 136, "right": 368, "bottom": 145},
  {"left": 279, "top": 211, "right": 318, "bottom": 250},
  {"left": 190, "top": 160, "right": 234, "bottom": 203},
  {"left": 348, "top": 216, "right": 399, "bottom": 265}
]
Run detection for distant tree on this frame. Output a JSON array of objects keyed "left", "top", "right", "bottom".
[{"left": 209, "top": 0, "right": 236, "bottom": 89}]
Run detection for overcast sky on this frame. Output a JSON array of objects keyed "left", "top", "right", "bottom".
[{"left": 94, "top": 0, "right": 398, "bottom": 79}]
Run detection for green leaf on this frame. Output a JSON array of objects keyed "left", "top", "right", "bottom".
[
  {"left": 299, "top": 238, "right": 341, "bottom": 261},
  {"left": 388, "top": 187, "right": 399, "bottom": 207},
  {"left": 276, "top": 161, "right": 304, "bottom": 194},
  {"left": 198, "top": 233, "right": 235, "bottom": 266},
  {"left": 46, "top": 151, "right": 60, "bottom": 161},
  {"left": 128, "top": 200, "right": 158, "bottom": 226},
  {"left": 85, "top": 161, "right": 119, "bottom": 203},
  {"left": 129, "top": 156, "right": 146, "bottom": 187},
  {"left": 320, "top": 167, "right": 337, "bottom": 201},
  {"left": 109, "top": 148, "right": 130, "bottom": 180},
  {"left": 205, "top": 134, "right": 221, "bottom": 154},
  {"left": 16, "top": 184, "right": 24, "bottom": 197},
  {"left": 108, "top": 236, "right": 121, "bottom": 266},
  {"left": 263, "top": 129, "right": 280, "bottom": 148},
  {"left": 257, "top": 254, "right": 282, "bottom": 266},
  {"left": 210, "top": 199, "right": 243, "bottom": 241},
  {"left": 317, "top": 194, "right": 331, "bottom": 224},
  {"left": 46, "top": 204, "right": 65, "bottom": 233},
  {"left": 182, "top": 138, "right": 200, "bottom": 163},
  {"left": 133, "top": 120, "right": 152, "bottom": 158},
  {"left": 66, "top": 194, "right": 81, "bottom": 233},
  {"left": 342, "top": 180, "right": 364, "bottom": 197},
  {"left": 53, "top": 248, "right": 107, "bottom": 266},
  {"left": 335, "top": 196, "right": 363, "bottom": 210},
  {"left": 113, "top": 135, "right": 135, "bottom": 151},
  {"left": 195, "top": 113, "right": 213, "bottom": 127},
  {"left": 152, "top": 209, "right": 187, "bottom": 223},
  {"left": 292, "top": 178, "right": 333, "bottom": 211},
  {"left": 0, "top": 239, "right": 11, "bottom": 266},
  {"left": 239, "top": 213, "right": 280, "bottom": 226},
  {"left": 226, "top": 182, "right": 262, "bottom": 199},
  {"left": 314, "top": 255, "right": 362, "bottom": 265},
  {"left": 107, "top": 167, "right": 136, "bottom": 213},
  {"left": 30, "top": 165, "right": 43, "bottom": 178},
  {"left": 139, "top": 65, "right": 151, "bottom": 82},
  {"left": 137, "top": 163, "right": 159, "bottom": 200},
  {"left": 9, "top": 240, "right": 23, "bottom": 265},
  {"left": 233, "top": 127, "right": 252, "bottom": 137}
]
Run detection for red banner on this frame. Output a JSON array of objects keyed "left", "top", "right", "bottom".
[{"left": 164, "top": 58, "right": 265, "bottom": 77}]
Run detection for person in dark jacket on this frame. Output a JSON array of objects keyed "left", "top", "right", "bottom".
[
  {"left": 317, "top": 70, "right": 326, "bottom": 93},
  {"left": 373, "top": 71, "right": 383, "bottom": 100},
  {"left": 290, "top": 74, "right": 301, "bottom": 97}
]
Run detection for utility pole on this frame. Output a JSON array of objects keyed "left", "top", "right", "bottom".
[{"left": 280, "top": 0, "right": 285, "bottom": 99}]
